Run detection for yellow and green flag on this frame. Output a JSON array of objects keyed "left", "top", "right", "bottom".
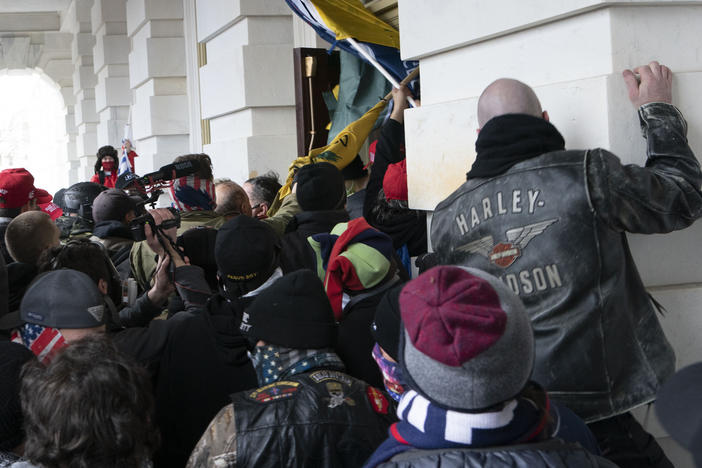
[{"left": 268, "top": 98, "right": 388, "bottom": 216}]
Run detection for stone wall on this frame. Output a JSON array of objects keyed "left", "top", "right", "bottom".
[{"left": 192, "top": 0, "right": 297, "bottom": 183}]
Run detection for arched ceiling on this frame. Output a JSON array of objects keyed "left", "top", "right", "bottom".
[{"left": 0, "top": 0, "right": 73, "bottom": 84}]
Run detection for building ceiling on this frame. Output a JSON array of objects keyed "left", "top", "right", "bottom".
[
  {"left": 0, "top": 0, "right": 69, "bottom": 34},
  {"left": 0, "top": 0, "right": 69, "bottom": 13}
]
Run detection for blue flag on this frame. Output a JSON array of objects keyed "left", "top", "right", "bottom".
[{"left": 285, "top": 0, "right": 417, "bottom": 85}]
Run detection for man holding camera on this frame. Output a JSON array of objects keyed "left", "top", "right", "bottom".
[
  {"left": 90, "top": 189, "right": 142, "bottom": 279},
  {"left": 129, "top": 153, "right": 302, "bottom": 291},
  {"left": 130, "top": 154, "right": 225, "bottom": 290}
]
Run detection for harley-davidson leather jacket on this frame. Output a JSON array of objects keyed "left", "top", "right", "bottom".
[{"left": 430, "top": 103, "right": 702, "bottom": 422}]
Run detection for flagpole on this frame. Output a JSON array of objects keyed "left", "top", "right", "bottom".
[
  {"left": 383, "top": 67, "right": 419, "bottom": 101},
  {"left": 346, "top": 37, "right": 417, "bottom": 107}
]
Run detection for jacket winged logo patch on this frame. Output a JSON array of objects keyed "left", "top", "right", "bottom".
[{"left": 457, "top": 218, "right": 558, "bottom": 268}]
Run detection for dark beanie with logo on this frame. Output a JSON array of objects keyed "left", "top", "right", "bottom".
[
  {"left": 240, "top": 269, "right": 337, "bottom": 349},
  {"left": 399, "top": 265, "right": 534, "bottom": 411},
  {"left": 215, "top": 215, "right": 279, "bottom": 298},
  {"left": 295, "top": 162, "right": 346, "bottom": 211}
]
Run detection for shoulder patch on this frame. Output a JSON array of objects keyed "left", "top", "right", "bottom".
[
  {"left": 366, "top": 386, "right": 390, "bottom": 414},
  {"left": 309, "top": 369, "right": 352, "bottom": 386},
  {"left": 247, "top": 381, "right": 300, "bottom": 403}
]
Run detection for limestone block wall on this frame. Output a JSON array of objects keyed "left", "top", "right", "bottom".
[
  {"left": 126, "top": 0, "right": 189, "bottom": 173},
  {"left": 194, "top": 0, "right": 296, "bottom": 183},
  {"left": 91, "top": 0, "right": 131, "bottom": 151},
  {"left": 399, "top": 1, "right": 702, "bottom": 464}
]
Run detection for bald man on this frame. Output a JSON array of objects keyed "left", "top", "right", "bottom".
[
  {"left": 431, "top": 62, "right": 702, "bottom": 468},
  {"left": 214, "top": 179, "right": 252, "bottom": 220}
]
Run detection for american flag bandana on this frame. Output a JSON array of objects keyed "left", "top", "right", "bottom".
[
  {"left": 168, "top": 175, "right": 216, "bottom": 212},
  {"left": 11, "top": 323, "right": 67, "bottom": 364}
]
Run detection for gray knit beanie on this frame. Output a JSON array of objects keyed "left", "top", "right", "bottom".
[{"left": 398, "top": 265, "right": 534, "bottom": 411}]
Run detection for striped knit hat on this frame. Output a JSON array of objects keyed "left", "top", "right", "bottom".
[
  {"left": 309, "top": 218, "right": 394, "bottom": 320},
  {"left": 169, "top": 175, "right": 216, "bottom": 211}
]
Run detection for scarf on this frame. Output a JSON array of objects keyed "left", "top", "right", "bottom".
[
  {"left": 468, "top": 114, "right": 565, "bottom": 179},
  {"left": 251, "top": 344, "right": 345, "bottom": 386},
  {"left": 364, "top": 386, "right": 550, "bottom": 468},
  {"left": 12, "top": 323, "right": 67, "bottom": 364},
  {"left": 372, "top": 343, "right": 405, "bottom": 402},
  {"left": 308, "top": 218, "right": 394, "bottom": 320},
  {"left": 169, "top": 175, "right": 216, "bottom": 211}
]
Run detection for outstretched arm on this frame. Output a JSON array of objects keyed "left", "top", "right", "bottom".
[
  {"left": 364, "top": 86, "right": 412, "bottom": 223},
  {"left": 589, "top": 61, "right": 702, "bottom": 233}
]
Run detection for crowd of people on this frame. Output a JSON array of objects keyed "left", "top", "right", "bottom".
[{"left": 0, "top": 60, "right": 700, "bottom": 468}]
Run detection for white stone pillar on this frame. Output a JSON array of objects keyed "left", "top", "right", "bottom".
[
  {"left": 126, "top": 0, "right": 189, "bottom": 173},
  {"left": 91, "top": 0, "right": 131, "bottom": 151},
  {"left": 67, "top": 0, "right": 98, "bottom": 181},
  {"left": 194, "top": 0, "right": 296, "bottom": 183},
  {"left": 400, "top": 2, "right": 702, "bottom": 464}
]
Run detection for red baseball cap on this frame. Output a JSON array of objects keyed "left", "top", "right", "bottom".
[
  {"left": 39, "top": 202, "right": 63, "bottom": 221},
  {"left": 0, "top": 168, "right": 36, "bottom": 209},
  {"left": 34, "top": 188, "right": 53, "bottom": 204}
]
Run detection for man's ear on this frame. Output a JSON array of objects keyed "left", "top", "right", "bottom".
[
  {"left": 260, "top": 203, "right": 269, "bottom": 217},
  {"left": 476, "top": 128, "right": 481, "bottom": 134},
  {"left": 542, "top": 110, "right": 550, "bottom": 122},
  {"left": 98, "top": 278, "right": 109, "bottom": 295}
]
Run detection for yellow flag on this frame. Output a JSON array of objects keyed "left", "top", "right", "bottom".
[
  {"left": 311, "top": 0, "right": 399, "bottom": 49},
  {"left": 268, "top": 98, "right": 388, "bottom": 216}
]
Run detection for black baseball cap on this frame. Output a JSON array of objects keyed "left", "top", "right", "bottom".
[
  {"left": 214, "top": 216, "right": 279, "bottom": 298},
  {"left": 20, "top": 270, "right": 105, "bottom": 329},
  {"left": 92, "top": 189, "right": 140, "bottom": 224}
]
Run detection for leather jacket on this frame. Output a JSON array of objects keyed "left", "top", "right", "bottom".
[
  {"left": 375, "top": 439, "right": 617, "bottom": 468},
  {"left": 186, "top": 368, "right": 396, "bottom": 468},
  {"left": 431, "top": 103, "right": 702, "bottom": 422}
]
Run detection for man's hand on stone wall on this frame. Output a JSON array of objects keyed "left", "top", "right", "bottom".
[{"left": 623, "top": 60, "right": 673, "bottom": 108}]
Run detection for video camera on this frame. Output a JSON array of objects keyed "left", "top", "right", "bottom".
[
  {"left": 116, "top": 159, "right": 202, "bottom": 213},
  {"left": 116, "top": 159, "right": 202, "bottom": 193},
  {"left": 129, "top": 206, "right": 181, "bottom": 242}
]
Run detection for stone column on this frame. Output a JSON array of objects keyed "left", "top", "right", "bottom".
[
  {"left": 400, "top": 2, "right": 702, "bottom": 464},
  {"left": 195, "top": 0, "right": 296, "bottom": 182},
  {"left": 67, "top": 0, "right": 98, "bottom": 181},
  {"left": 91, "top": 0, "right": 131, "bottom": 152},
  {"left": 126, "top": 0, "right": 189, "bottom": 173}
]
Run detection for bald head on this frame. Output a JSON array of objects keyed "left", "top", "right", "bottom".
[
  {"left": 214, "top": 179, "right": 252, "bottom": 219},
  {"left": 477, "top": 78, "right": 544, "bottom": 128}
]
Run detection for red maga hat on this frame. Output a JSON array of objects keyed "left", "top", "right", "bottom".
[{"left": 0, "top": 168, "right": 36, "bottom": 209}]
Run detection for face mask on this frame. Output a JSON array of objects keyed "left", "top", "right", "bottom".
[
  {"left": 372, "top": 343, "right": 405, "bottom": 402},
  {"left": 102, "top": 161, "right": 116, "bottom": 172},
  {"left": 14, "top": 323, "right": 67, "bottom": 364}
]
